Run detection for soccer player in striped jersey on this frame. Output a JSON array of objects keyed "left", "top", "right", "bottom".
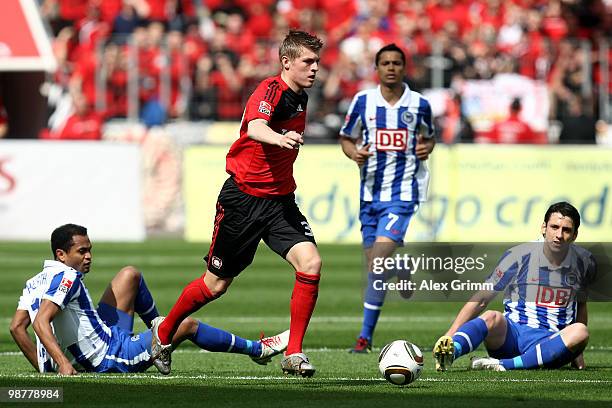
[
  {"left": 434, "top": 202, "right": 594, "bottom": 371},
  {"left": 339, "top": 43, "right": 435, "bottom": 353},
  {"left": 9, "top": 224, "right": 288, "bottom": 375}
]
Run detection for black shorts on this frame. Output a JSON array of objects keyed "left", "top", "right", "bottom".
[{"left": 204, "top": 177, "right": 316, "bottom": 278}]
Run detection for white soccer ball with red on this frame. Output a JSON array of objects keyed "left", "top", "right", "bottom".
[{"left": 378, "top": 340, "right": 424, "bottom": 386}]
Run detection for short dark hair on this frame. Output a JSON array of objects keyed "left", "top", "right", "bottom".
[
  {"left": 51, "top": 224, "right": 88, "bottom": 259},
  {"left": 544, "top": 202, "right": 580, "bottom": 233},
  {"left": 279, "top": 30, "right": 323, "bottom": 62},
  {"left": 375, "top": 43, "right": 406, "bottom": 66}
]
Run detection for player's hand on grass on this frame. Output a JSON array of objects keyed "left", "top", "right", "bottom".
[
  {"left": 352, "top": 144, "right": 373, "bottom": 166},
  {"left": 415, "top": 135, "right": 435, "bottom": 160},
  {"left": 279, "top": 131, "right": 304, "bottom": 149},
  {"left": 571, "top": 353, "right": 585, "bottom": 370},
  {"left": 57, "top": 363, "right": 78, "bottom": 376}
]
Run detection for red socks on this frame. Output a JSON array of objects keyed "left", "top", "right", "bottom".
[
  {"left": 286, "top": 271, "right": 320, "bottom": 355},
  {"left": 158, "top": 275, "right": 214, "bottom": 344}
]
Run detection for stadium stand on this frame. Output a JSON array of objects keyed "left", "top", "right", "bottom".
[{"left": 26, "top": 0, "right": 611, "bottom": 143}]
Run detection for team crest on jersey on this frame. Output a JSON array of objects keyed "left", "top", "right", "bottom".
[
  {"left": 211, "top": 256, "right": 223, "bottom": 269},
  {"left": 564, "top": 272, "right": 578, "bottom": 286},
  {"left": 401, "top": 111, "right": 414, "bottom": 124},
  {"left": 258, "top": 101, "right": 272, "bottom": 116},
  {"left": 58, "top": 277, "right": 73, "bottom": 294}
]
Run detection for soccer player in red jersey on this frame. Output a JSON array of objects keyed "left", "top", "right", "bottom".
[{"left": 152, "top": 30, "right": 324, "bottom": 377}]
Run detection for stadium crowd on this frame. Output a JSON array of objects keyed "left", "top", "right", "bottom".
[{"left": 36, "top": 0, "right": 610, "bottom": 142}]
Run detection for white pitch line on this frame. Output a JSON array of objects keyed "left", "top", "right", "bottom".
[
  {"left": 0, "top": 373, "right": 610, "bottom": 384},
  {"left": 2, "top": 345, "right": 612, "bottom": 358}
]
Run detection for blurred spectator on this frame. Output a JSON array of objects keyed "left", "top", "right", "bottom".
[
  {"left": 224, "top": 12, "right": 255, "bottom": 56},
  {"left": 558, "top": 96, "right": 597, "bottom": 144},
  {"left": 102, "top": 43, "right": 129, "bottom": 117},
  {"left": 40, "top": 92, "right": 102, "bottom": 140},
  {"left": 113, "top": 0, "right": 149, "bottom": 39},
  {"left": 549, "top": 41, "right": 587, "bottom": 120},
  {"left": 41, "top": 0, "right": 89, "bottom": 34},
  {"left": 189, "top": 56, "right": 217, "bottom": 120},
  {"left": 435, "top": 93, "right": 474, "bottom": 144},
  {"left": 488, "top": 98, "right": 546, "bottom": 144},
  {"left": 339, "top": 17, "right": 385, "bottom": 65},
  {"left": 209, "top": 52, "right": 244, "bottom": 120}
]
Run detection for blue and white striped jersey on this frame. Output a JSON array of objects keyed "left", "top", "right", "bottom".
[
  {"left": 486, "top": 243, "right": 596, "bottom": 332},
  {"left": 17, "top": 260, "right": 112, "bottom": 371},
  {"left": 340, "top": 83, "right": 434, "bottom": 203}
]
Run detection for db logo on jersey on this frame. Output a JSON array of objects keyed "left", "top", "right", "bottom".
[
  {"left": 376, "top": 129, "right": 407, "bottom": 151},
  {"left": 58, "top": 277, "right": 73, "bottom": 294},
  {"left": 258, "top": 101, "right": 272, "bottom": 116},
  {"left": 536, "top": 286, "right": 572, "bottom": 308}
]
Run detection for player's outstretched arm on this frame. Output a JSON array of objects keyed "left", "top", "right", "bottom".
[
  {"left": 444, "top": 290, "right": 497, "bottom": 336},
  {"left": 247, "top": 119, "right": 303, "bottom": 149},
  {"left": 32, "top": 300, "right": 77, "bottom": 376},
  {"left": 9, "top": 309, "right": 39, "bottom": 371}
]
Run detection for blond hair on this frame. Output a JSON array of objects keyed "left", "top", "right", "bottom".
[{"left": 278, "top": 30, "right": 323, "bottom": 62}]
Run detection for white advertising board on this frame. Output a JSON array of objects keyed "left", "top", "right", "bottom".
[{"left": 0, "top": 141, "right": 145, "bottom": 241}]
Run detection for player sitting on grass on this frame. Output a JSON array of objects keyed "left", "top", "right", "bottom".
[
  {"left": 433, "top": 202, "right": 594, "bottom": 371},
  {"left": 9, "top": 224, "right": 288, "bottom": 375}
]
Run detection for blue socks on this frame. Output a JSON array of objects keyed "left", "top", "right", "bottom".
[
  {"left": 134, "top": 275, "right": 159, "bottom": 328},
  {"left": 190, "top": 322, "right": 262, "bottom": 357},
  {"left": 452, "top": 318, "right": 489, "bottom": 359},
  {"left": 500, "top": 333, "right": 574, "bottom": 370},
  {"left": 359, "top": 271, "right": 388, "bottom": 341}
]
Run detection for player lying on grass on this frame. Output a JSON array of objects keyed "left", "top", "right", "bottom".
[
  {"left": 9, "top": 224, "right": 288, "bottom": 375},
  {"left": 433, "top": 202, "right": 594, "bottom": 371}
]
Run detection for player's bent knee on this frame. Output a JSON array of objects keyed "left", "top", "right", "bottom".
[
  {"left": 207, "top": 281, "right": 229, "bottom": 298},
  {"left": 295, "top": 254, "right": 322, "bottom": 275},
  {"left": 480, "top": 310, "right": 503, "bottom": 329},
  {"left": 118, "top": 266, "right": 141, "bottom": 285},
  {"left": 569, "top": 323, "right": 589, "bottom": 345},
  {"left": 305, "top": 255, "right": 322, "bottom": 275}
]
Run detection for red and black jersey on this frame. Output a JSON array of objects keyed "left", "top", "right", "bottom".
[{"left": 226, "top": 75, "right": 308, "bottom": 198}]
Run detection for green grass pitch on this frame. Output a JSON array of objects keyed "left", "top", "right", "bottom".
[{"left": 0, "top": 241, "right": 611, "bottom": 407}]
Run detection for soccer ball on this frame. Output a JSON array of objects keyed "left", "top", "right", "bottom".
[{"left": 378, "top": 340, "right": 424, "bottom": 386}]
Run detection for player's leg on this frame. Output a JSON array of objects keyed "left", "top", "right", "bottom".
[
  {"left": 284, "top": 241, "right": 321, "bottom": 358},
  {"left": 435, "top": 310, "right": 508, "bottom": 371},
  {"left": 98, "top": 266, "right": 159, "bottom": 331},
  {"left": 156, "top": 179, "right": 264, "bottom": 346},
  {"left": 488, "top": 323, "right": 589, "bottom": 370},
  {"left": 263, "top": 200, "right": 320, "bottom": 377},
  {"left": 168, "top": 317, "right": 289, "bottom": 364},
  {"left": 281, "top": 241, "right": 320, "bottom": 377},
  {"left": 352, "top": 237, "right": 398, "bottom": 353},
  {"left": 353, "top": 203, "right": 417, "bottom": 352},
  {"left": 153, "top": 179, "right": 265, "bottom": 373}
]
